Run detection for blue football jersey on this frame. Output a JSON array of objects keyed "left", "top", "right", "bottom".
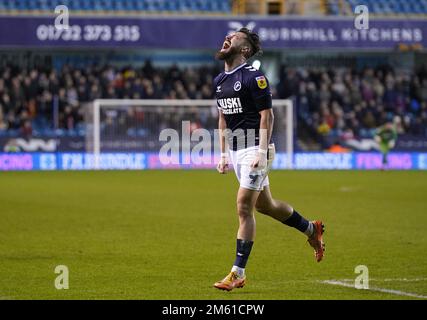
[{"left": 214, "top": 63, "right": 272, "bottom": 150}]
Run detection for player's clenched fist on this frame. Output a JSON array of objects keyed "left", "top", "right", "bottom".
[{"left": 217, "top": 153, "right": 229, "bottom": 174}]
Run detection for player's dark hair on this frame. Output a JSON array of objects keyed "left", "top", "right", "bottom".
[{"left": 238, "top": 28, "right": 262, "bottom": 59}]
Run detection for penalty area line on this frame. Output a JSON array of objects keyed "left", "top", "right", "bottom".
[{"left": 320, "top": 280, "right": 427, "bottom": 299}]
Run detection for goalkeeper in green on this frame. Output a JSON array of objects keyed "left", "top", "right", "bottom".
[{"left": 374, "top": 122, "right": 398, "bottom": 169}]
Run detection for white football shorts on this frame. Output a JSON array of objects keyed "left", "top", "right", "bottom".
[{"left": 228, "top": 143, "right": 275, "bottom": 191}]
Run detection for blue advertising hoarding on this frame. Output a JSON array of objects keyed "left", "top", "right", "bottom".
[
  {"left": 0, "top": 16, "right": 426, "bottom": 49},
  {"left": 1, "top": 152, "right": 426, "bottom": 171}
]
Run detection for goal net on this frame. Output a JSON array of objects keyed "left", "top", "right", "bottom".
[{"left": 85, "top": 99, "right": 294, "bottom": 169}]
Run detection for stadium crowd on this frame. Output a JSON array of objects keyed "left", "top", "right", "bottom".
[
  {"left": 0, "top": 61, "right": 426, "bottom": 149},
  {"left": 0, "top": 62, "right": 220, "bottom": 138},
  {"left": 278, "top": 65, "right": 427, "bottom": 148}
]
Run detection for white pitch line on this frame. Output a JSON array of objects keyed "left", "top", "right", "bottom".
[
  {"left": 382, "top": 278, "right": 427, "bottom": 282},
  {"left": 329, "top": 278, "right": 427, "bottom": 283},
  {"left": 321, "top": 280, "right": 427, "bottom": 299}
]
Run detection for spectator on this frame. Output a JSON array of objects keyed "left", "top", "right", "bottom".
[{"left": 0, "top": 104, "right": 8, "bottom": 132}]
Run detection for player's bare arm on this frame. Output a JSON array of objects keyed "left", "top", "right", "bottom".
[
  {"left": 251, "top": 108, "right": 274, "bottom": 170},
  {"left": 217, "top": 110, "right": 229, "bottom": 174}
]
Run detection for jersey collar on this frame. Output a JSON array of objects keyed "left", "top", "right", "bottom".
[{"left": 225, "top": 63, "right": 247, "bottom": 75}]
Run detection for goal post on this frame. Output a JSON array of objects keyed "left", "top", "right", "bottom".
[{"left": 86, "top": 99, "right": 294, "bottom": 170}]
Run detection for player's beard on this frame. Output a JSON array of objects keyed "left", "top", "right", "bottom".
[{"left": 215, "top": 46, "right": 239, "bottom": 61}]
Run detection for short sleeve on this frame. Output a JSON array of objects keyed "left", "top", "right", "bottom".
[
  {"left": 213, "top": 75, "right": 222, "bottom": 111},
  {"left": 248, "top": 72, "right": 272, "bottom": 112}
]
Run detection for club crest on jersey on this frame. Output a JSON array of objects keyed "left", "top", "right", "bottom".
[
  {"left": 233, "top": 81, "right": 241, "bottom": 91},
  {"left": 255, "top": 76, "right": 267, "bottom": 89}
]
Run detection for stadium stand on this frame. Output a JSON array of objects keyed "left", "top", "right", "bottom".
[
  {"left": 0, "top": 0, "right": 232, "bottom": 15},
  {"left": 278, "top": 65, "right": 427, "bottom": 149},
  {"left": 347, "top": 0, "right": 427, "bottom": 15},
  {"left": 1, "top": 0, "right": 426, "bottom": 16},
  {"left": 0, "top": 63, "right": 219, "bottom": 138},
  {"left": 327, "top": 0, "right": 427, "bottom": 16},
  {"left": 1, "top": 63, "right": 426, "bottom": 150}
]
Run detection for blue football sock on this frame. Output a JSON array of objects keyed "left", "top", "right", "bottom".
[
  {"left": 283, "top": 209, "right": 310, "bottom": 234},
  {"left": 233, "top": 239, "right": 254, "bottom": 269}
]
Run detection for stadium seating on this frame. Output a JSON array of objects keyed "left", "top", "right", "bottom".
[
  {"left": 0, "top": 0, "right": 232, "bottom": 14},
  {"left": 1, "top": 0, "right": 425, "bottom": 16},
  {"left": 344, "top": 0, "right": 427, "bottom": 15}
]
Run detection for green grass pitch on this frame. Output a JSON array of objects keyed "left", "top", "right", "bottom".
[{"left": 0, "top": 170, "right": 426, "bottom": 300}]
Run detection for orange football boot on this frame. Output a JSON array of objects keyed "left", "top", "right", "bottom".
[
  {"left": 213, "top": 271, "right": 246, "bottom": 291},
  {"left": 307, "top": 220, "right": 325, "bottom": 262}
]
